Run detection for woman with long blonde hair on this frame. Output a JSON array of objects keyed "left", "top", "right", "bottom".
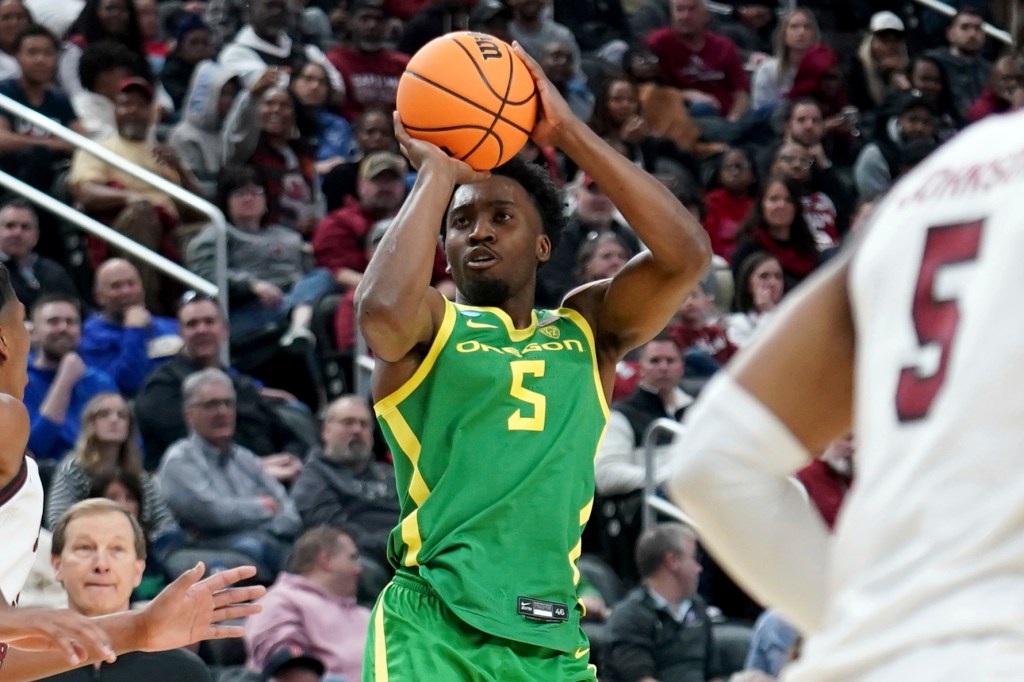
[
  {"left": 751, "top": 8, "right": 821, "bottom": 111},
  {"left": 45, "top": 392, "right": 179, "bottom": 544}
]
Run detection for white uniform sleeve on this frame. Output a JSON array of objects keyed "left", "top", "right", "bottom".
[
  {"left": 668, "top": 372, "right": 830, "bottom": 634},
  {"left": 594, "top": 411, "right": 645, "bottom": 495}
]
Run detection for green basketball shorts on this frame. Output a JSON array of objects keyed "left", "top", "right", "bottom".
[{"left": 363, "top": 572, "right": 598, "bottom": 682}]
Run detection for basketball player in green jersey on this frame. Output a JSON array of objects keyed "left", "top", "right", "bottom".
[{"left": 356, "top": 42, "right": 711, "bottom": 681}]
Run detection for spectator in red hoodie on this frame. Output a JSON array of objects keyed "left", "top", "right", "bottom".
[
  {"left": 326, "top": 0, "right": 409, "bottom": 122},
  {"left": 702, "top": 147, "right": 756, "bottom": 262}
]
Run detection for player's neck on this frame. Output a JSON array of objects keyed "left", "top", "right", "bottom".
[{"left": 456, "top": 289, "right": 537, "bottom": 328}]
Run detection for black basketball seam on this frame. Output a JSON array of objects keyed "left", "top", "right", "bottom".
[
  {"left": 403, "top": 123, "right": 493, "bottom": 132},
  {"left": 404, "top": 70, "right": 533, "bottom": 136},
  {"left": 448, "top": 35, "right": 508, "bottom": 102},
  {"left": 447, "top": 35, "right": 537, "bottom": 107},
  {"left": 458, "top": 41, "right": 515, "bottom": 164}
]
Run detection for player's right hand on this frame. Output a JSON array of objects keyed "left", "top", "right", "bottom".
[
  {"left": 1, "top": 607, "right": 116, "bottom": 665},
  {"left": 392, "top": 112, "right": 488, "bottom": 185}
]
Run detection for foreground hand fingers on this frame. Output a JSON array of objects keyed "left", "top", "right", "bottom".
[
  {"left": 201, "top": 624, "right": 248, "bottom": 640},
  {"left": 211, "top": 585, "right": 267, "bottom": 610},
  {"left": 196, "top": 565, "right": 257, "bottom": 592},
  {"left": 208, "top": 603, "right": 264, "bottom": 624}
]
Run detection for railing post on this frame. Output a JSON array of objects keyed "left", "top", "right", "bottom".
[{"left": 641, "top": 418, "right": 687, "bottom": 533}]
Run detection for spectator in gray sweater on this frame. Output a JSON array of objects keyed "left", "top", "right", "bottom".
[
  {"left": 187, "top": 164, "right": 335, "bottom": 348},
  {"left": 158, "top": 368, "right": 302, "bottom": 578}
]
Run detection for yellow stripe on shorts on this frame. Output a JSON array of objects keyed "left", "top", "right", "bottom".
[{"left": 374, "top": 584, "right": 393, "bottom": 682}]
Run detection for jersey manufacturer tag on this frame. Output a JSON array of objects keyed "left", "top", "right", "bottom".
[{"left": 517, "top": 596, "right": 568, "bottom": 623}]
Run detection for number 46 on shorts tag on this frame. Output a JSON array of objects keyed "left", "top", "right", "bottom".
[{"left": 518, "top": 596, "right": 568, "bottom": 623}]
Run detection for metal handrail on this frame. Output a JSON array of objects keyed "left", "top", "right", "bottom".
[
  {"left": 641, "top": 417, "right": 686, "bottom": 532},
  {"left": 0, "top": 93, "right": 229, "bottom": 318},
  {"left": 0, "top": 170, "right": 214, "bottom": 294},
  {"left": 911, "top": 0, "right": 1012, "bottom": 45}
]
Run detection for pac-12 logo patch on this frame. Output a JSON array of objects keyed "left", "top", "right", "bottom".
[{"left": 539, "top": 326, "right": 560, "bottom": 340}]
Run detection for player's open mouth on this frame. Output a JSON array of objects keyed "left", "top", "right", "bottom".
[{"left": 465, "top": 248, "right": 498, "bottom": 269}]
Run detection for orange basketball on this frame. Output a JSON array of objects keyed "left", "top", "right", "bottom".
[{"left": 396, "top": 32, "right": 538, "bottom": 171}]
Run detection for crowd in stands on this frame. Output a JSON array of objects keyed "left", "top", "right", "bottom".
[{"left": 6, "top": 0, "right": 1017, "bottom": 678}]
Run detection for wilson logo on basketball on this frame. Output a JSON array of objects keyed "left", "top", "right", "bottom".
[{"left": 473, "top": 35, "right": 503, "bottom": 60}]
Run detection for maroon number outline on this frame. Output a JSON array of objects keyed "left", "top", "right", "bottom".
[{"left": 895, "top": 220, "right": 984, "bottom": 422}]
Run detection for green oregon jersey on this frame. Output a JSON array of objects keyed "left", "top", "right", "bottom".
[{"left": 374, "top": 298, "right": 609, "bottom": 653}]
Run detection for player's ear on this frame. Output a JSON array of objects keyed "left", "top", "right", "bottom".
[
  {"left": 50, "top": 555, "right": 63, "bottom": 581},
  {"left": 0, "top": 326, "right": 11, "bottom": 365},
  {"left": 536, "top": 234, "right": 551, "bottom": 263}
]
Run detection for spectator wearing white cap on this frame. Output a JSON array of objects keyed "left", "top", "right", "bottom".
[{"left": 848, "top": 11, "right": 910, "bottom": 116}]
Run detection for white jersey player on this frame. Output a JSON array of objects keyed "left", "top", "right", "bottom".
[
  {"left": 0, "top": 455, "right": 42, "bottom": 607},
  {"left": 669, "top": 109, "right": 1024, "bottom": 680}
]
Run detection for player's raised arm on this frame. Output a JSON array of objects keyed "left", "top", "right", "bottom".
[
  {"left": 667, "top": 254, "right": 856, "bottom": 633},
  {"left": 512, "top": 43, "right": 711, "bottom": 356},
  {"left": 355, "top": 115, "right": 490, "bottom": 364}
]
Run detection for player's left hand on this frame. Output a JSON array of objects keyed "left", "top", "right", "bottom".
[
  {"left": 136, "top": 563, "right": 266, "bottom": 652},
  {"left": 511, "top": 42, "right": 578, "bottom": 148}
]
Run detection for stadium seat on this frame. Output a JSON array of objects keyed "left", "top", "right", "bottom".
[
  {"left": 310, "top": 292, "right": 353, "bottom": 401},
  {"left": 713, "top": 620, "right": 755, "bottom": 677}
]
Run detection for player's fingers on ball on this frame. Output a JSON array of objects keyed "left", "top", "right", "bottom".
[
  {"left": 392, "top": 111, "right": 409, "bottom": 138},
  {"left": 511, "top": 41, "right": 543, "bottom": 76}
]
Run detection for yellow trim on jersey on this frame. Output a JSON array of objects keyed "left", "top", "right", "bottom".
[
  {"left": 454, "top": 302, "right": 538, "bottom": 342},
  {"left": 374, "top": 299, "right": 458, "bottom": 415},
  {"left": 557, "top": 307, "right": 610, "bottom": 418},
  {"left": 400, "top": 508, "right": 425, "bottom": 566},
  {"left": 569, "top": 537, "right": 583, "bottom": 585},
  {"left": 381, "top": 409, "right": 429, "bottom": 507},
  {"left": 579, "top": 497, "right": 594, "bottom": 525},
  {"left": 378, "top": 405, "right": 430, "bottom": 566},
  {"left": 569, "top": 497, "right": 594, "bottom": 586},
  {"left": 373, "top": 584, "right": 392, "bottom": 681}
]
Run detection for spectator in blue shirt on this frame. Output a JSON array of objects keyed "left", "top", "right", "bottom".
[
  {"left": 25, "top": 293, "right": 117, "bottom": 460},
  {"left": 78, "top": 259, "right": 181, "bottom": 396}
]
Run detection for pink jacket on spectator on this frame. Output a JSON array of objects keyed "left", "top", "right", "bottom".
[{"left": 244, "top": 571, "right": 370, "bottom": 681}]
